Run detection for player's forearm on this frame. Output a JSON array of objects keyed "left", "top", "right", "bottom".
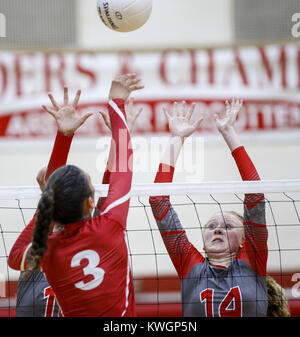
[
  {"left": 219, "top": 127, "right": 242, "bottom": 153},
  {"left": 149, "top": 163, "right": 174, "bottom": 221},
  {"left": 160, "top": 136, "right": 184, "bottom": 169},
  {"left": 45, "top": 131, "right": 74, "bottom": 180},
  {"left": 231, "top": 146, "right": 260, "bottom": 182},
  {"left": 99, "top": 99, "right": 133, "bottom": 224},
  {"left": 8, "top": 215, "right": 37, "bottom": 270},
  {"left": 94, "top": 140, "right": 114, "bottom": 214},
  {"left": 232, "top": 145, "right": 264, "bottom": 212},
  {"left": 101, "top": 138, "right": 115, "bottom": 184},
  {"left": 109, "top": 99, "right": 133, "bottom": 181},
  {"left": 149, "top": 140, "right": 178, "bottom": 218}
]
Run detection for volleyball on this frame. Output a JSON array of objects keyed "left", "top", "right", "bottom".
[{"left": 96, "top": 0, "right": 153, "bottom": 32}]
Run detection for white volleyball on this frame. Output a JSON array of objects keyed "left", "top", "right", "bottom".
[{"left": 96, "top": 0, "right": 153, "bottom": 32}]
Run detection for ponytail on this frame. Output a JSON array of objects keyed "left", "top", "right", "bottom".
[
  {"left": 23, "top": 189, "right": 55, "bottom": 279},
  {"left": 22, "top": 165, "right": 92, "bottom": 279}
]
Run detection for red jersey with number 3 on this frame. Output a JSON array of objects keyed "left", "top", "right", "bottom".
[{"left": 8, "top": 99, "right": 135, "bottom": 317}]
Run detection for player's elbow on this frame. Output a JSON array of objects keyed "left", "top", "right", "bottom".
[
  {"left": 7, "top": 250, "right": 22, "bottom": 270},
  {"left": 149, "top": 195, "right": 160, "bottom": 205},
  {"left": 149, "top": 195, "right": 170, "bottom": 207}
]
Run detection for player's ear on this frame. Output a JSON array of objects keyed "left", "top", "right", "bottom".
[
  {"left": 83, "top": 196, "right": 94, "bottom": 216},
  {"left": 88, "top": 196, "right": 95, "bottom": 210}
]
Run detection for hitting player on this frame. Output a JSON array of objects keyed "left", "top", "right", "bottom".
[{"left": 8, "top": 73, "right": 143, "bottom": 317}]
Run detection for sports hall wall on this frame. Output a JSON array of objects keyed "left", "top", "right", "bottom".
[{"left": 0, "top": 0, "right": 300, "bottom": 316}]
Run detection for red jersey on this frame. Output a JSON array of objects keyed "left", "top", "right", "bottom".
[{"left": 8, "top": 99, "right": 135, "bottom": 317}]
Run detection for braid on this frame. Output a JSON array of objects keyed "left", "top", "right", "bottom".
[
  {"left": 22, "top": 165, "right": 92, "bottom": 279},
  {"left": 23, "top": 189, "right": 55, "bottom": 279}
]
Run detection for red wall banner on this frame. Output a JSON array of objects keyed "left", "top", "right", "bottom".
[{"left": 1, "top": 43, "right": 300, "bottom": 138}]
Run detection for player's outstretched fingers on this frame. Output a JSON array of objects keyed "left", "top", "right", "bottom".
[
  {"left": 186, "top": 103, "right": 196, "bottom": 121},
  {"left": 163, "top": 106, "right": 171, "bottom": 122},
  {"left": 78, "top": 112, "right": 94, "bottom": 128},
  {"left": 129, "top": 107, "right": 143, "bottom": 131},
  {"left": 99, "top": 110, "right": 111, "bottom": 130},
  {"left": 42, "top": 105, "right": 57, "bottom": 118},
  {"left": 129, "top": 83, "right": 144, "bottom": 92},
  {"left": 64, "top": 86, "right": 69, "bottom": 106},
  {"left": 72, "top": 89, "right": 82, "bottom": 108},
  {"left": 192, "top": 116, "right": 204, "bottom": 130},
  {"left": 128, "top": 76, "right": 144, "bottom": 91},
  {"left": 48, "top": 93, "right": 60, "bottom": 111}
]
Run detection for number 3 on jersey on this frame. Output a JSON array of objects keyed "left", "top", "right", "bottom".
[{"left": 71, "top": 250, "right": 105, "bottom": 290}]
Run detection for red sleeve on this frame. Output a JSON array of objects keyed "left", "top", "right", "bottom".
[
  {"left": 8, "top": 132, "right": 73, "bottom": 270},
  {"left": 150, "top": 163, "right": 204, "bottom": 279},
  {"left": 232, "top": 146, "right": 268, "bottom": 276},
  {"left": 154, "top": 163, "right": 175, "bottom": 184},
  {"left": 45, "top": 131, "right": 74, "bottom": 180},
  {"left": 7, "top": 214, "right": 37, "bottom": 270},
  {"left": 101, "top": 169, "right": 111, "bottom": 184},
  {"left": 150, "top": 163, "right": 175, "bottom": 219},
  {"left": 98, "top": 99, "right": 133, "bottom": 228},
  {"left": 95, "top": 169, "right": 111, "bottom": 213},
  {"left": 231, "top": 145, "right": 265, "bottom": 208}
]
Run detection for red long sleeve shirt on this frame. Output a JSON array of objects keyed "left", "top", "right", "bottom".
[{"left": 8, "top": 99, "right": 135, "bottom": 317}]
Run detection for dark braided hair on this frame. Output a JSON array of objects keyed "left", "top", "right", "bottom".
[{"left": 23, "top": 165, "right": 92, "bottom": 279}]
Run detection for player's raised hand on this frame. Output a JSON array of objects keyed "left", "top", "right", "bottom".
[
  {"left": 99, "top": 97, "right": 143, "bottom": 133},
  {"left": 109, "top": 73, "right": 144, "bottom": 102},
  {"left": 163, "top": 101, "right": 203, "bottom": 139},
  {"left": 214, "top": 98, "right": 243, "bottom": 134},
  {"left": 42, "top": 87, "right": 93, "bottom": 136}
]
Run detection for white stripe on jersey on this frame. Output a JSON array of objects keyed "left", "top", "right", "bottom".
[
  {"left": 107, "top": 98, "right": 132, "bottom": 316},
  {"left": 108, "top": 99, "right": 128, "bottom": 129},
  {"left": 21, "top": 242, "right": 32, "bottom": 271},
  {"left": 121, "top": 241, "right": 131, "bottom": 317},
  {"left": 100, "top": 190, "right": 131, "bottom": 216},
  {"left": 100, "top": 101, "right": 131, "bottom": 216}
]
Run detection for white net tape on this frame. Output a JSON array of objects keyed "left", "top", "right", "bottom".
[{"left": 1, "top": 179, "right": 300, "bottom": 199}]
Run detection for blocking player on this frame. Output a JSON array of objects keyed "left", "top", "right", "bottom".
[
  {"left": 149, "top": 99, "right": 268, "bottom": 317},
  {"left": 8, "top": 73, "right": 143, "bottom": 317}
]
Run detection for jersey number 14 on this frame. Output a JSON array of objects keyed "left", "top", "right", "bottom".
[{"left": 200, "top": 286, "right": 242, "bottom": 317}]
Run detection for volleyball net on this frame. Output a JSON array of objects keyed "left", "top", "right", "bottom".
[{"left": 0, "top": 180, "right": 300, "bottom": 317}]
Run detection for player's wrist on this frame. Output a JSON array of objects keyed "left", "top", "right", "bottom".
[
  {"left": 218, "top": 125, "right": 235, "bottom": 136},
  {"left": 170, "top": 134, "right": 185, "bottom": 144},
  {"left": 57, "top": 129, "right": 75, "bottom": 137},
  {"left": 219, "top": 127, "right": 241, "bottom": 151},
  {"left": 58, "top": 130, "right": 75, "bottom": 137}
]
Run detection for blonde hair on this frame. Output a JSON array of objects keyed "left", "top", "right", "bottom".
[{"left": 266, "top": 275, "right": 291, "bottom": 317}]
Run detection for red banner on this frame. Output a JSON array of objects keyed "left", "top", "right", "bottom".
[{"left": 1, "top": 43, "right": 300, "bottom": 138}]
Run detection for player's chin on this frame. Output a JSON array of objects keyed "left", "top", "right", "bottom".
[{"left": 206, "top": 244, "right": 227, "bottom": 254}]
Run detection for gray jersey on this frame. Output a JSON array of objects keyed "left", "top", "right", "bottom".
[
  {"left": 16, "top": 270, "right": 60, "bottom": 317},
  {"left": 149, "top": 193, "right": 268, "bottom": 317},
  {"left": 182, "top": 258, "right": 266, "bottom": 317}
]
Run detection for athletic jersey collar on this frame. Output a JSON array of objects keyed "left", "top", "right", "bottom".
[{"left": 55, "top": 219, "right": 87, "bottom": 238}]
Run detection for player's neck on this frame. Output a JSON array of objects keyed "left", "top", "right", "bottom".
[
  {"left": 207, "top": 252, "right": 236, "bottom": 268},
  {"left": 52, "top": 223, "right": 64, "bottom": 233}
]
